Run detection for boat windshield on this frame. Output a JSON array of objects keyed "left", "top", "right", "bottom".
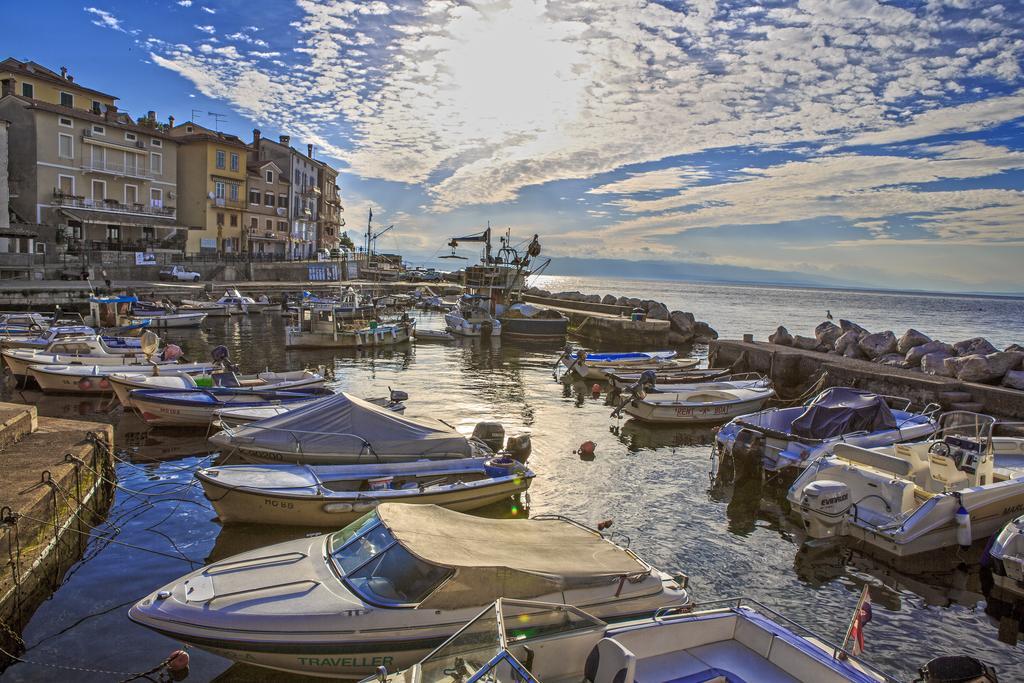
[
  {"left": 328, "top": 512, "right": 452, "bottom": 606},
  {"left": 413, "top": 600, "right": 604, "bottom": 682}
]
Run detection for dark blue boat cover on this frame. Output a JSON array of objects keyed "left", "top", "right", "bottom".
[{"left": 790, "top": 387, "right": 897, "bottom": 439}]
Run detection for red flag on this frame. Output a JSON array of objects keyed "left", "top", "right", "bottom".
[{"left": 845, "top": 585, "right": 873, "bottom": 656}]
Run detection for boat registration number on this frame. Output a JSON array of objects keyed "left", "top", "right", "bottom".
[{"left": 676, "top": 405, "right": 729, "bottom": 417}]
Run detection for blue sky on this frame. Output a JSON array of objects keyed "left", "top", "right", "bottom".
[{"left": 9, "top": 0, "right": 1024, "bottom": 292}]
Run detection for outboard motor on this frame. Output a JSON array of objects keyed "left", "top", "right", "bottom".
[
  {"left": 389, "top": 387, "right": 409, "bottom": 403},
  {"left": 799, "top": 480, "right": 850, "bottom": 539},
  {"left": 916, "top": 656, "right": 999, "bottom": 683},
  {"left": 472, "top": 421, "right": 505, "bottom": 453},
  {"left": 480, "top": 320, "right": 493, "bottom": 337},
  {"left": 505, "top": 433, "right": 532, "bottom": 463},
  {"left": 731, "top": 428, "right": 765, "bottom": 481},
  {"left": 638, "top": 369, "right": 658, "bottom": 392}
]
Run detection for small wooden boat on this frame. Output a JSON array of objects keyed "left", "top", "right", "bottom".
[
  {"left": 414, "top": 328, "right": 455, "bottom": 342},
  {"left": 617, "top": 380, "right": 776, "bottom": 424},
  {"left": 130, "top": 386, "right": 334, "bottom": 426},
  {"left": 109, "top": 369, "right": 327, "bottom": 407},
  {"left": 196, "top": 457, "right": 534, "bottom": 526},
  {"left": 28, "top": 362, "right": 217, "bottom": 395}
]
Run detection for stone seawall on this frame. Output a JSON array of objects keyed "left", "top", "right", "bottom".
[{"left": 711, "top": 339, "right": 1024, "bottom": 420}]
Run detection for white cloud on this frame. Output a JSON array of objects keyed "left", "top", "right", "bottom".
[
  {"left": 194, "top": 24, "right": 215, "bottom": 34},
  {"left": 201, "top": 6, "right": 215, "bottom": 14},
  {"left": 177, "top": 0, "right": 192, "bottom": 6},
  {"left": 588, "top": 167, "right": 712, "bottom": 195},
  {"left": 84, "top": 7, "right": 126, "bottom": 33}
]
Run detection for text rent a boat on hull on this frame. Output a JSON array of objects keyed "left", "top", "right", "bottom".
[
  {"left": 365, "top": 597, "right": 894, "bottom": 683},
  {"left": 196, "top": 456, "right": 534, "bottom": 526},
  {"left": 128, "top": 503, "right": 689, "bottom": 679},
  {"left": 208, "top": 392, "right": 530, "bottom": 465},
  {"left": 788, "top": 411, "right": 1024, "bottom": 557},
  {"left": 715, "top": 387, "right": 940, "bottom": 477}
]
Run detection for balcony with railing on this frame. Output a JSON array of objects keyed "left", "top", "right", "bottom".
[
  {"left": 82, "top": 129, "right": 150, "bottom": 152},
  {"left": 210, "top": 196, "right": 247, "bottom": 210},
  {"left": 52, "top": 190, "right": 176, "bottom": 217},
  {"left": 80, "top": 159, "right": 155, "bottom": 181},
  {"left": 248, "top": 227, "right": 288, "bottom": 241}
]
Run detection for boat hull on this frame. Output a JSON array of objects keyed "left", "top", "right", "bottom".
[
  {"left": 285, "top": 326, "right": 412, "bottom": 349},
  {"left": 3, "top": 351, "right": 163, "bottom": 377},
  {"left": 126, "top": 312, "right": 207, "bottom": 329},
  {"left": 198, "top": 470, "right": 532, "bottom": 526},
  {"left": 132, "top": 392, "right": 324, "bottom": 426},
  {"left": 499, "top": 316, "right": 567, "bottom": 340},
  {"left": 623, "top": 394, "right": 773, "bottom": 424}
]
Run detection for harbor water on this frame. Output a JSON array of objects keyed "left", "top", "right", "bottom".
[{"left": 2, "top": 278, "right": 1024, "bottom": 682}]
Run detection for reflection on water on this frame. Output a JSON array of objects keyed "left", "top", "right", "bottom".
[{"left": 1, "top": 310, "right": 1023, "bottom": 682}]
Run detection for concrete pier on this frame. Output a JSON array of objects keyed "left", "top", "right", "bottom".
[
  {"left": 711, "top": 339, "right": 1024, "bottom": 420},
  {"left": 0, "top": 404, "right": 113, "bottom": 663},
  {"left": 522, "top": 294, "right": 672, "bottom": 346}
]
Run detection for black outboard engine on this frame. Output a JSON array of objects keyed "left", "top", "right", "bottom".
[
  {"left": 472, "top": 421, "right": 505, "bottom": 453},
  {"left": 731, "top": 428, "right": 765, "bottom": 481},
  {"left": 389, "top": 387, "right": 409, "bottom": 403},
  {"left": 505, "top": 433, "right": 532, "bottom": 463},
  {"left": 480, "top": 320, "right": 493, "bottom": 337},
  {"left": 638, "top": 369, "right": 658, "bottom": 392},
  {"left": 917, "top": 656, "right": 998, "bottom": 683}
]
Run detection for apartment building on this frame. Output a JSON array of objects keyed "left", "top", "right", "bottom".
[
  {"left": 252, "top": 132, "right": 318, "bottom": 258},
  {"left": 245, "top": 130, "right": 289, "bottom": 257},
  {"left": 315, "top": 159, "right": 343, "bottom": 251},
  {"left": 0, "top": 59, "right": 182, "bottom": 252},
  {"left": 168, "top": 121, "right": 248, "bottom": 254}
]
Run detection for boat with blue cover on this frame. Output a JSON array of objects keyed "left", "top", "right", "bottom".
[
  {"left": 715, "top": 387, "right": 939, "bottom": 476},
  {"left": 561, "top": 349, "right": 699, "bottom": 381},
  {"left": 129, "top": 386, "right": 334, "bottom": 426},
  {"left": 363, "top": 596, "right": 894, "bottom": 683}
]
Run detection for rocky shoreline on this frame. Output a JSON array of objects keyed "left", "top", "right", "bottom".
[
  {"left": 769, "top": 320, "right": 1024, "bottom": 390},
  {"left": 524, "top": 286, "right": 719, "bottom": 345}
]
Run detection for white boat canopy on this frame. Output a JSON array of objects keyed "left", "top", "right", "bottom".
[
  {"left": 375, "top": 503, "right": 649, "bottom": 609},
  {"left": 222, "top": 392, "right": 475, "bottom": 458}
]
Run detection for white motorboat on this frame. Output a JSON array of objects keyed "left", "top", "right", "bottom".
[
  {"left": 413, "top": 328, "right": 455, "bottom": 342},
  {"left": 366, "top": 597, "right": 896, "bottom": 683},
  {"left": 216, "top": 288, "right": 274, "bottom": 314},
  {"left": 3, "top": 339, "right": 169, "bottom": 376},
  {"left": 208, "top": 392, "right": 499, "bottom": 465},
  {"left": 196, "top": 457, "right": 534, "bottom": 526},
  {"left": 109, "top": 368, "right": 327, "bottom": 407},
  {"left": 616, "top": 378, "right": 776, "bottom": 424},
  {"left": 788, "top": 412, "right": 1024, "bottom": 557},
  {"left": 285, "top": 305, "right": 414, "bottom": 349},
  {"left": 1, "top": 325, "right": 94, "bottom": 350},
  {"left": 984, "top": 512, "right": 1024, "bottom": 605},
  {"left": 213, "top": 392, "right": 407, "bottom": 429},
  {"left": 445, "top": 296, "right": 501, "bottom": 337},
  {"left": 124, "top": 311, "right": 207, "bottom": 329},
  {"left": 27, "top": 362, "right": 217, "bottom": 395},
  {"left": 716, "top": 387, "right": 940, "bottom": 476},
  {"left": 128, "top": 503, "right": 690, "bottom": 679}
]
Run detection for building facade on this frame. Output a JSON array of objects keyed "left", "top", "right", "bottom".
[
  {"left": 0, "top": 59, "right": 183, "bottom": 254},
  {"left": 169, "top": 121, "right": 248, "bottom": 254},
  {"left": 252, "top": 133, "right": 318, "bottom": 259},
  {"left": 244, "top": 142, "right": 289, "bottom": 257},
  {"left": 315, "top": 159, "right": 343, "bottom": 251}
]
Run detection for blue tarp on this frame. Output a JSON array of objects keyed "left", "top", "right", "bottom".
[
  {"left": 790, "top": 387, "right": 897, "bottom": 439},
  {"left": 89, "top": 295, "right": 139, "bottom": 304}
]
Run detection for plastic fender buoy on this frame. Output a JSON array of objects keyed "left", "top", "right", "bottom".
[
  {"left": 78, "top": 379, "right": 92, "bottom": 390},
  {"left": 591, "top": 383, "right": 601, "bottom": 399},
  {"left": 99, "top": 378, "right": 110, "bottom": 389},
  {"left": 167, "top": 649, "right": 190, "bottom": 672},
  {"left": 577, "top": 440, "right": 596, "bottom": 460},
  {"left": 955, "top": 503, "right": 972, "bottom": 549}
]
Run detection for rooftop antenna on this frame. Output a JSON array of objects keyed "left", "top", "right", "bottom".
[
  {"left": 207, "top": 111, "right": 226, "bottom": 131},
  {"left": 190, "top": 109, "right": 203, "bottom": 121}
]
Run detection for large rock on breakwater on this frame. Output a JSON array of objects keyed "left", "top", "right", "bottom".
[
  {"left": 922, "top": 351, "right": 955, "bottom": 376},
  {"left": 769, "top": 326, "right": 793, "bottom": 346},
  {"left": 897, "top": 329, "right": 931, "bottom": 355},
  {"left": 833, "top": 330, "right": 863, "bottom": 356},
  {"left": 1004, "top": 371, "right": 1024, "bottom": 391},
  {"left": 859, "top": 331, "right": 898, "bottom": 359},
  {"left": 793, "top": 335, "right": 824, "bottom": 351},
  {"left": 953, "top": 351, "right": 1024, "bottom": 384},
  {"left": 840, "top": 319, "right": 868, "bottom": 335},
  {"left": 815, "top": 321, "right": 842, "bottom": 348},
  {"left": 905, "top": 340, "right": 955, "bottom": 367},
  {"left": 953, "top": 337, "right": 998, "bottom": 357}
]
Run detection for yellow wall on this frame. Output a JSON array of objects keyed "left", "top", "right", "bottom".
[
  {"left": 1, "top": 70, "right": 116, "bottom": 112},
  {"left": 180, "top": 139, "right": 248, "bottom": 253}
]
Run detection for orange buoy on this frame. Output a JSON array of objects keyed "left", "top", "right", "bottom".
[
  {"left": 167, "top": 649, "right": 190, "bottom": 672},
  {"left": 591, "top": 383, "right": 601, "bottom": 398},
  {"left": 577, "top": 440, "right": 596, "bottom": 460},
  {"left": 597, "top": 519, "right": 613, "bottom": 531}
]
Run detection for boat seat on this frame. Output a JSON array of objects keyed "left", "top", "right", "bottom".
[
  {"left": 924, "top": 454, "right": 969, "bottom": 493},
  {"left": 832, "top": 443, "right": 918, "bottom": 479},
  {"left": 584, "top": 638, "right": 636, "bottom": 683}
]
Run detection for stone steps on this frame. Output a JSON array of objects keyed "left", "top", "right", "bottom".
[
  {"left": 0, "top": 404, "right": 37, "bottom": 451},
  {"left": 949, "top": 401, "right": 986, "bottom": 413},
  {"left": 940, "top": 391, "right": 975, "bottom": 404}
]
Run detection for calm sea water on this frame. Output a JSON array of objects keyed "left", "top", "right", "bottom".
[{"left": 2, "top": 278, "right": 1024, "bottom": 682}]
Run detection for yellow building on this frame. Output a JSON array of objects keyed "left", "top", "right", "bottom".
[
  {"left": 168, "top": 121, "right": 248, "bottom": 254},
  {"left": 0, "top": 58, "right": 116, "bottom": 113}
]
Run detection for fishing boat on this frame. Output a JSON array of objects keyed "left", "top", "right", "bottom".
[
  {"left": 445, "top": 295, "right": 502, "bottom": 337},
  {"left": 128, "top": 503, "right": 690, "bottom": 679},
  {"left": 364, "top": 596, "right": 899, "bottom": 683},
  {"left": 984, "top": 513, "right": 1024, "bottom": 605},
  {"left": 285, "top": 305, "right": 414, "bottom": 349},
  {"left": 109, "top": 368, "right": 327, "bottom": 408},
  {"left": 196, "top": 457, "right": 534, "bottom": 526},
  {"left": 213, "top": 392, "right": 407, "bottom": 429},
  {"left": 207, "top": 392, "right": 520, "bottom": 465},
  {"left": 615, "top": 378, "right": 776, "bottom": 424},
  {"left": 216, "top": 288, "right": 275, "bottom": 314},
  {"left": 129, "top": 386, "right": 334, "bottom": 427},
  {"left": 2, "top": 337, "right": 172, "bottom": 376},
  {"left": 562, "top": 350, "right": 699, "bottom": 381},
  {"left": 788, "top": 412, "right": 1024, "bottom": 556},
  {"left": 715, "top": 387, "right": 940, "bottom": 476},
  {"left": 27, "top": 362, "right": 217, "bottom": 395}
]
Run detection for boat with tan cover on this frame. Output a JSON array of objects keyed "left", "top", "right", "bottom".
[{"left": 128, "top": 503, "right": 689, "bottom": 678}]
